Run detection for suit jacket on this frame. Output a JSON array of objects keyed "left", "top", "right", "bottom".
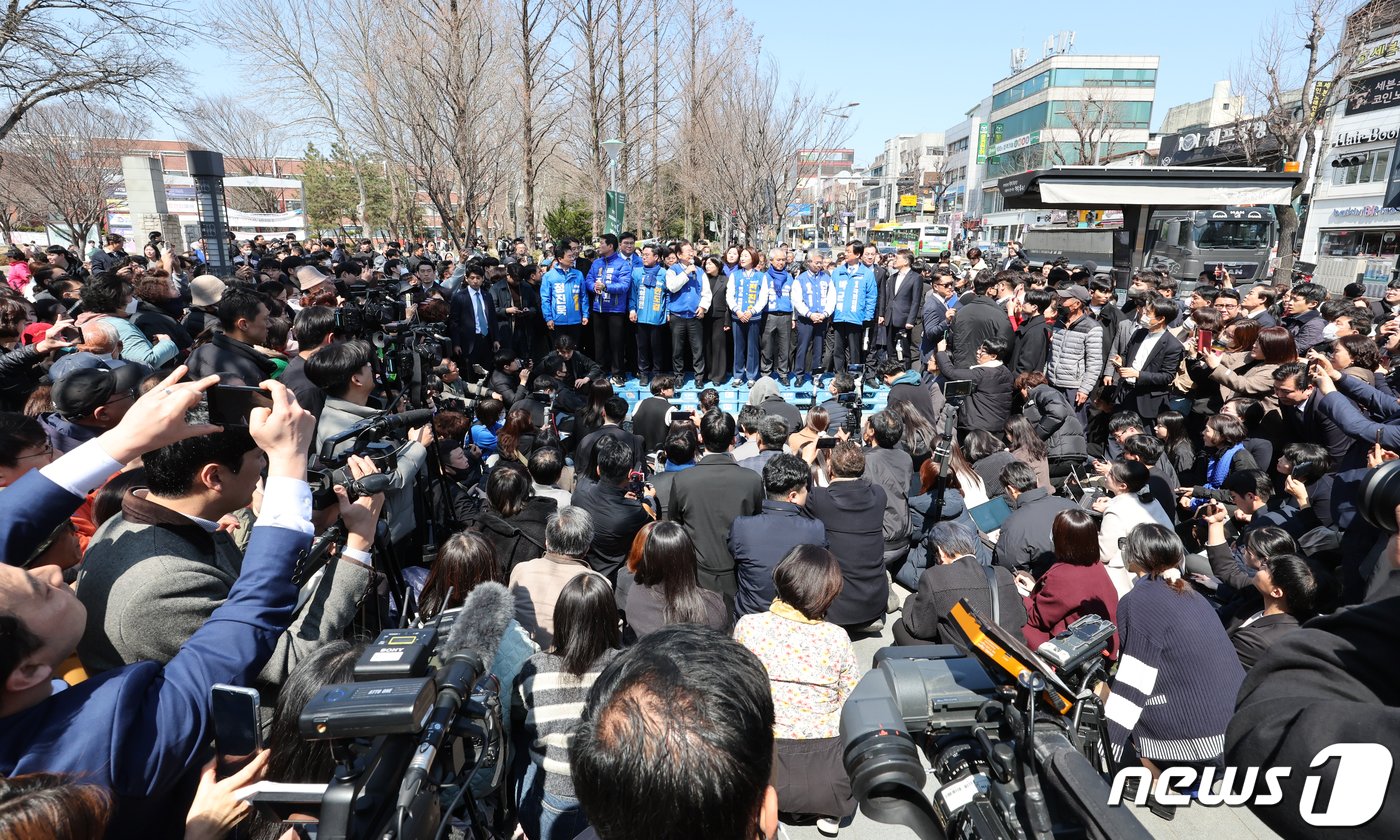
[
  {"left": 933, "top": 352, "right": 1014, "bottom": 434},
  {"left": 0, "top": 468, "right": 312, "bottom": 839},
  {"left": 901, "top": 555, "right": 1027, "bottom": 653},
  {"left": 574, "top": 424, "right": 647, "bottom": 479},
  {"left": 186, "top": 333, "right": 277, "bottom": 386},
  {"left": 448, "top": 283, "right": 498, "bottom": 360},
  {"left": 948, "top": 294, "right": 1014, "bottom": 369},
  {"left": 1113, "top": 328, "right": 1185, "bottom": 419},
  {"left": 667, "top": 453, "right": 764, "bottom": 595},
  {"left": 919, "top": 290, "right": 951, "bottom": 360},
  {"left": 488, "top": 278, "right": 541, "bottom": 348},
  {"left": 728, "top": 500, "right": 828, "bottom": 618},
  {"left": 886, "top": 268, "right": 924, "bottom": 328}
]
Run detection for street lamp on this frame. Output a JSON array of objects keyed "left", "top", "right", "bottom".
[{"left": 602, "top": 138, "right": 623, "bottom": 191}]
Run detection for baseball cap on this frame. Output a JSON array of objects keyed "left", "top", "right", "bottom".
[
  {"left": 52, "top": 363, "right": 148, "bottom": 419},
  {"left": 189, "top": 275, "right": 226, "bottom": 308},
  {"left": 1081, "top": 259, "right": 1099, "bottom": 274},
  {"left": 49, "top": 352, "right": 128, "bottom": 384},
  {"left": 295, "top": 265, "right": 333, "bottom": 292},
  {"left": 20, "top": 323, "right": 51, "bottom": 347},
  {"left": 1056, "top": 285, "right": 1091, "bottom": 304}
]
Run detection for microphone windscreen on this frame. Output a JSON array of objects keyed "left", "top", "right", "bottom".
[
  {"left": 443, "top": 582, "right": 513, "bottom": 667},
  {"left": 386, "top": 408, "right": 434, "bottom": 430},
  {"left": 355, "top": 473, "right": 393, "bottom": 494}
]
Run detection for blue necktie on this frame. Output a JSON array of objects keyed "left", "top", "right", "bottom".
[{"left": 474, "top": 289, "right": 487, "bottom": 335}]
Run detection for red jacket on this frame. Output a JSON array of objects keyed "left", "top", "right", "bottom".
[{"left": 1022, "top": 560, "right": 1120, "bottom": 659}]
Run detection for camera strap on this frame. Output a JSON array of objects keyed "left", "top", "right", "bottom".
[{"left": 982, "top": 562, "right": 1001, "bottom": 627}]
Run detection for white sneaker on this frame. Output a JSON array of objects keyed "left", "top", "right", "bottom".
[{"left": 816, "top": 817, "right": 840, "bottom": 836}]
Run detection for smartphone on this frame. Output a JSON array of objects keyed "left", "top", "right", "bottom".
[
  {"left": 627, "top": 469, "right": 646, "bottom": 497},
  {"left": 1197, "top": 329, "right": 1214, "bottom": 353},
  {"left": 211, "top": 684, "right": 262, "bottom": 779},
  {"left": 57, "top": 325, "right": 81, "bottom": 342},
  {"left": 815, "top": 436, "right": 839, "bottom": 450},
  {"left": 1378, "top": 428, "right": 1384, "bottom": 446},
  {"left": 207, "top": 384, "right": 273, "bottom": 428}
]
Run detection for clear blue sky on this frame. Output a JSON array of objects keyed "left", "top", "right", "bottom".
[
  {"left": 740, "top": 0, "right": 1293, "bottom": 162},
  {"left": 168, "top": 0, "right": 1297, "bottom": 165}
]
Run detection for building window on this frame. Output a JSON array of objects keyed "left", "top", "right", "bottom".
[
  {"left": 1332, "top": 149, "right": 1393, "bottom": 185},
  {"left": 1321, "top": 229, "right": 1400, "bottom": 256},
  {"left": 992, "top": 71, "right": 1051, "bottom": 110},
  {"left": 1049, "top": 68, "right": 1157, "bottom": 88},
  {"left": 1049, "top": 100, "right": 1152, "bottom": 130}
]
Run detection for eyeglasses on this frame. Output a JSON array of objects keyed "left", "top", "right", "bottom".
[{"left": 15, "top": 442, "right": 53, "bottom": 461}]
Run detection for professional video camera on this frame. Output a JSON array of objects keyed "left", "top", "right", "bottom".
[
  {"left": 838, "top": 364, "right": 866, "bottom": 435},
  {"left": 927, "top": 380, "right": 972, "bottom": 520},
  {"left": 841, "top": 601, "right": 1149, "bottom": 840},
  {"left": 335, "top": 283, "right": 401, "bottom": 337},
  {"left": 251, "top": 583, "right": 514, "bottom": 840}
]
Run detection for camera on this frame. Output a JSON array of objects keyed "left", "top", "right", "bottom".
[
  {"left": 1360, "top": 460, "right": 1400, "bottom": 532},
  {"left": 841, "top": 600, "right": 1147, "bottom": 840}
]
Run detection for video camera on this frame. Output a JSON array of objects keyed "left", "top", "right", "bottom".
[
  {"left": 307, "top": 408, "right": 428, "bottom": 509},
  {"left": 841, "top": 601, "right": 1147, "bottom": 840},
  {"left": 247, "top": 584, "right": 514, "bottom": 840}
]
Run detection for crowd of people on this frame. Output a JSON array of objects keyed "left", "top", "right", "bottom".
[{"left": 1, "top": 228, "right": 1399, "bottom": 840}]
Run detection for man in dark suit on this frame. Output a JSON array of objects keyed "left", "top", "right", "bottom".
[
  {"left": 1010, "top": 287, "right": 1054, "bottom": 374},
  {"left": 728, "top": 453, "right": 827, "bottom": 618},
  {"left": 884, "top": 249, "right": 924, "bottom": 364},
  {"left": 919, "top": 270, "right": 954, "bottom": 362},
  {"left": 804, "top": 441, "right": 889, "bottom": 630},
  {"left": 448, "top": 264, "right": 498, "bottom": 377},
  {"left": 947, "top": 271, "right": 1014, "bottom": 369},
  {"left": 571, "top": 436, "right": 652, "bottom": 582},
  {"left": 862, "top": 243, "right": 890, "bottom": 367},
  {"left": 1110, "top": 297, "right": 1185, "bottom": 421},
  {"left": 1275, "top": 361, "right": 1365, "bottom": 468},
  {"left": 667, "top": 410, "right": 764, "bottom": 597},
  {"left": 574, "top": 396, "right": 646, "bottom": 478}
]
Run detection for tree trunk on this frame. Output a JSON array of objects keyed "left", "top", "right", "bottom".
[{"left": 1273, "top": 203, "right": 1300, "bottom": 283}]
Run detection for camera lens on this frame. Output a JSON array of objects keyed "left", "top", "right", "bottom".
[
  {"left": 842, "top": 729, "right": 927, "bottom": 825},
  {"left": 1360, "top": 460, "right": 1400, "bottom": 532}
]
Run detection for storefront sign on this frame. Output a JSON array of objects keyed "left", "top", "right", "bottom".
[
  {"left": 1310, "top": 80, "right": 1333, "bottom": 121},
  {"left": 1158, "top": 119, "right": 1277, "bottom": 166},
  {"left": 1329, "top": 205, "right": 1400, "bottom": 220},
  {"left": 899, "top": 194, "right": 918, "bottom": 207},
  {"left": 1358, "top": 38, "right": 1400, "bottom": 69},
  {"left": 1334, "top": 125, "right": 1400, "bottom": 147},
  {"left": 1345, "top": 68, "right": 1400, "bottom": 116},
  {"left": 993, "top": 130, "right": 1040, "bottom": 155}
]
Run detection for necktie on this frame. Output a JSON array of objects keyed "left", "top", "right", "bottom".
[{"left": 474, "top": 290, "right": 487, "bottom": 335}]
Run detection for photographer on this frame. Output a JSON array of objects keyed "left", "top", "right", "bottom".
[
  {"left": 75, "top": 421, "right": 379, "bottom": 686},
  {"left": 486, "top": 349, "right": 531, "bottom": 407},
  {"left": 895, "top": 520, "right": 1026, "bottom": 650},
  {"left": 572, "top": 436, "right": 654, "bottom": 583},
  {"left": 0, "top": 373, "right": 376, "bottom": 838},
  {"left": 819, "top": 372, "right": 857, "bottom": 432},
  {"left": 931, "top": 335, "right": 1014, "bottom": 437},
  {"left": 306, "top": 340, "right": 433, "bottom": 545}
]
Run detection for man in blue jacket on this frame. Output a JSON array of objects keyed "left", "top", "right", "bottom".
[
  {"left": 541, "top": 243, "right": 589, "bottom": 348},
  {"left": 829, "top": 240, "right": 878, "bottom": 372},
  {"left": 630, "top": 243, "right": 669, "bottom": 386},
  {"left": 0, "top": 369, "right": 385, "bottom": 838},
  {"left": 586, "top": 233, "right": 633, "bottom": 385}
]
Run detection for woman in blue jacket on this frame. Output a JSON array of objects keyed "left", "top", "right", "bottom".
[{"left": 727, "top": 248, "right": 770, "bottom": 387}]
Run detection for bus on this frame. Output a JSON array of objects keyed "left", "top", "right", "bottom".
[{"left": 870, "top": 222, "right": 951, "bottom": 257}]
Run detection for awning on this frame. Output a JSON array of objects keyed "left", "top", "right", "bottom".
[{"left": 998, "top": 166, "right": 1301, "bottom": 210}]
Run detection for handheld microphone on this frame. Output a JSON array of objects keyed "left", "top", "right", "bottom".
[{"left": 397, "top": 582, "right": 513, "bottom": 809}]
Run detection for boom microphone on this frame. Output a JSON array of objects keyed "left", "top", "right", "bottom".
[{"left": 397, "top": 583, "right": 513, "bottom": 811}]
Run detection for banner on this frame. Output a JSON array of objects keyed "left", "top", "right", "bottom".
[
  {"left": 975, "top": 123, "right": 989, "bottom": 164},
  {"left": 605, "top": 190, "right": 626, "bottom": 235},
  {"left": 899, "top": 194, "right": 918, "bottom": 207},
  {"left": 1385, "top": 134, "right": 1400, "bottom": 210}
]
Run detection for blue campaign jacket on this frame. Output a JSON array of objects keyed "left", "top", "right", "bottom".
[
  {"left": 0, "top": 469, "right": 312, "bottom": 839},
  {"left": 727, "top": 268, "right": 770, "bottom": 318},
  {"left": 666, "top": 263, "right": 704, "bottom": 317},
  {"left": 767, "top": 267, "right": 793, "bottom": 314},
  {"left": 830, "top": 260, "right": 878, "bottom": 325},
  {"left": 541, "top": 265, "right": 587, "bottom": 325},
  {"left": 586, "top": 252, "right": 633, "bottom": 314},
  {"left": 630, "top": 264, "right": 668, "bottom": 326}
]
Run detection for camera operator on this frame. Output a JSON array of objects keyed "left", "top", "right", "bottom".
[
  {"left": 894, "top": 520, "right": 1026, "bottom": 649},
  {"left": 306, "top": 340, "right": 433, "bottom": 546},
  {"left": 819, "top": 372, "right": 857, "bottom": 432},
  {"left": 931, "top": 335, "right": 1014, "bottom": 437},
  {"left": 75, "top": 419, "right": 379, "bottom": 686},
  {"left": 0, "top": 373, "right": 379, "bottom": 838},
  {"left": 486, "top": 349, "right": 532, "bottom": 407}
]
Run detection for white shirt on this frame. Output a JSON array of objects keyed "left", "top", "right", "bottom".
[
  {"left": 1098, "top": 492, "right": 1172, "bottom": 595},
  {"left": 1128, "top": 329, "right": 1166, "bottom": 378}
]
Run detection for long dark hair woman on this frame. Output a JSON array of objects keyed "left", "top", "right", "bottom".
[
  {"left": 497, "top": 407, "right": 538, "bottom": 465},
  {"left": 571, "top": 378, "right": 614, "bottom": 443},
  {"left": 896, "top": 457, "right": 990, "bottom": 589},
  {"left": 618, "top": 521, "right": 728, "bottom": 640},
  {"left": 471, "top": 462, "right": 557, "bottom": 576},
  {"left": 516, "top": 574, "right": 621, "bottom": 840},
  {"left": 701, "top": 255, "right": 730, "bottom": 385},
  {"left": 1004, "top": 415, "right": 1050, "bottom": 491}
]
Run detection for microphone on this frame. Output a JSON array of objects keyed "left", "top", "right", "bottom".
[{"left": 397, "top": 583, "right": 513, "bottom": 809}]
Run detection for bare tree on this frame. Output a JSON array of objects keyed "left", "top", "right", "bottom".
[
  {"left": 674, "top": 0, "right": 737, "bottom": 239},
  {"left": 564, "top": 0, "right": 619, "bottom": 234},
  {"left": 509, "top": 0, "right": 570, "bottom": 241},
  {"left": 0, "top": 0, "right": 186, "bottom": 162},
  {"left": 1233, "top": 0, "right": 1394, "bottom": 281},
  {"left": 2, "top": 105, "right": 149, "bottom": 247},
  {"left": 1050, "top": 91, "right": 1125, "bottom": 166},
  {"left": 207, "top": 0, "right": 371, "bottom": 231},
  {"left": 0, "top": 177, "right": 45, "bottom": 244},
  {"left": 177, "top": 95, "right": 293, "bottom": 213}
]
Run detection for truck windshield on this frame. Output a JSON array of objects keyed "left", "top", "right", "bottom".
[{"left": 1195, "top": 220, "right": 1272, "bottom": 249}]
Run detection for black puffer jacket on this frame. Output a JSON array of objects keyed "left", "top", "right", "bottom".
[{"left": 1022, "top": 384, "right": 1087, "bottom": 461}]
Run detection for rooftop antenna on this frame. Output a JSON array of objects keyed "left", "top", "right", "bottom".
[
  {"left": 1010, "top": 47, "right": 1027, "bottom": 74},
  {"left": 1043, "top": 36, "right": 1055, "bottom": 59},
  {"left": 1057, "top": 30, "right": 1076, "bottom": 54}
]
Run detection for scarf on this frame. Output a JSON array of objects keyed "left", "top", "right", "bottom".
[{"left": 769, "top": 598, "right": 822, "bottom": 625}]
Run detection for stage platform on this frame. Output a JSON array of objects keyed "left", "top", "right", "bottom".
[{"left": 609, "top": 376, "right": 891, "bottom": 416}]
